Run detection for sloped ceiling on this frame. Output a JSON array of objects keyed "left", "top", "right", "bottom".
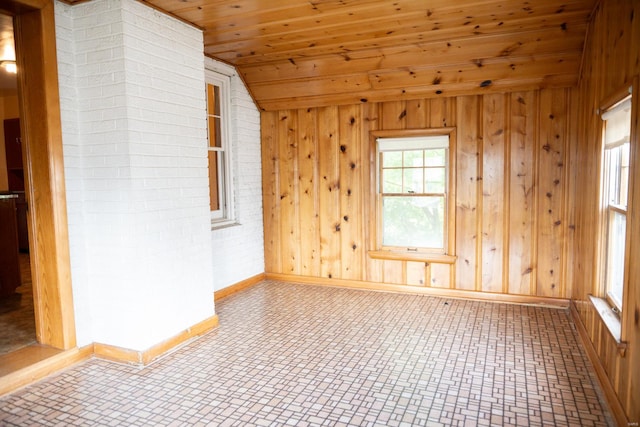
[{"left": 130, "top": 1, "right": 595, "bottom": 110}]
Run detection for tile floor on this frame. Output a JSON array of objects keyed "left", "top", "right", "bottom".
[{"left": 0, "top": 281, "right": 613, "bottom": 426}]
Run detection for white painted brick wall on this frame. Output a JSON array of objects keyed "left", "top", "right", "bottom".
[
  {"left": 56, "top": 0, "right": 214, "bottom": 351},
  {"left": 205, "top": 58, "right": 265, "bottom": 291}
]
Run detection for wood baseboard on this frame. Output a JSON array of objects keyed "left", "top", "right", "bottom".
[
  {"left": 214, "top": 273, "right": 265, "bottom": 301},
  {"left": 569, "top": 302, "right": 628, "bottom": 427},
  {"left": 0, "top": 344, "right": 93, "bottom": 397},
  {"left": 265, "top": 273, "right": 570, "bottom": 308},
  {"left": 94, "top": 314, "right": 219, "bottom": 366}
]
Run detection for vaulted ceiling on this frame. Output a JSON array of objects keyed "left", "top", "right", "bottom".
[{"left": 140, "top": 0, "right": 594, "bottom": 110}]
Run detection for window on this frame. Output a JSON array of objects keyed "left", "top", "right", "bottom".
[
  {"left": 206, "top": 70, "right": 234, "bottom": 225},
  {"left": 600, "top": 93, "right": 632, "bottom": 313},
  {"left": 377, "top": 135, "right": 450, "bottom": 253}
]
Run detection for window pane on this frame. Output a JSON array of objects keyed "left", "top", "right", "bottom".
[
  {"left": 382, "top": 151, "right": 402, "bottom": 167},
  {"left": 382, "top": 196, "right": 444, "bottom": 249},
  {"left": 208, "top": 151, "right": 222, "bottom": 212},
  {"left": 425, "top": 148, "right": 446, "bottom": 166},
  {"left": 606, "top": 147, "right": 621, "bottom": 204},
  {"left": 425, "top": 167, "right": 445, "bottom": 193},
  {"left": 403, "top": 150, "right": 423, "bottom": 167},
  {"left": 208, "top": 117, "right": 222, "bottom": 148},
  {"left": 403, "top": 168, "right": 423, "bottom": 193},
  {"left": 620, "top": 142, "right": 630, "bottom": 207},
  {"left": 382, "top": 168, "right": 402, "bottom": 193},
  {"left": 206, "top": 84, "right": 216, "bottom": 116},
  {"left": 214, "top": 85, "right": 221, "bottom": 116},
  {"left": 606, "top": 210, "right": 626, "bottom": 310}
]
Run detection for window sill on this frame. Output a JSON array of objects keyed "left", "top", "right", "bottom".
[
  {"left": 211, "top": 220, "right": 240, "bottom": 231},
  {"left": 368, "top": 250, "right": 456, "bottom": 264},
  {"left": 588, "top": 295, "right": 627, "bottom": 357}
]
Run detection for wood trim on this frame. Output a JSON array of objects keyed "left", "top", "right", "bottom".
[
  {"left": 265, "top": 273, "right": 569, "bottom": 308},
  {"left": 93, "top": 343, "right": 141, "bottom": 365},
  {"left": 570, "top": 301, "right": 629, "bottom": 427},
  {"left": 370, "top": 127, "right": 457, "bottom": 138},
  {"left": 368, "top": 250, "right": 456, "bottom": 264},
  {"left": 588, "top": 295, "right": 627, "bottom": 356},
  {"left": 94, "top": 315, "right": 219, "bottom": 366},
  {"left": 214, "top": 273, "right": 265, "bottom": 301},
  {"left": 13, "top": 0, "right": 76, "bottom": 350},
  {"left": 368, "top": 127, "right": 458, "bottom": 258},
  {"left": 599, "top": 82, "right": 633, "bottom": 113},
  {"left": 0, "top": 345, "right": 92, "bottom": 397}
]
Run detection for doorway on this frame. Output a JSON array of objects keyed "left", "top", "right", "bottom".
[
  {"left": 0, "top": 0, "right": 76, "bottom": 373},
  {"left": 0, "top": 15, "right": 35, "bottom": 354}
]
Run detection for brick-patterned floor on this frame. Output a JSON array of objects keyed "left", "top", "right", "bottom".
[{"left": 0, "top": 281, "right": 613, "bottom": 426}]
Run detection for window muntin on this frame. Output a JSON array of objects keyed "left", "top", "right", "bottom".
[
  {"left": 377, "top": 136, "right": 449, "bottom": 253},
  {"left": 205, "top": 71, "right": 234, "bottom": 225},
  {"left": 601, "top": 94, "right": 632, "bottom": 312}
]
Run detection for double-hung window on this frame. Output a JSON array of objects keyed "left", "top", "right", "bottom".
[
  {"left": 377, "top": 135, "right": 450, "bottom": 253},
  {"left": 600, "top": 93, "right": 632, "bottom": 313},
  {"left": 205, "top": 70, "right": 234, "bottom": 226}
]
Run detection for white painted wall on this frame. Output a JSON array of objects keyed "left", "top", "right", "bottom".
[
  {"left": 205, "top": 59, "right": 264, "bottom": 292},
  {"left": 55, "top": 0, "right": 215, "bottom": 350}
]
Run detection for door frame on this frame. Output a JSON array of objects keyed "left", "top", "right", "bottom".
[{"left": 4, "top": 0, "right": 76, "bottom": 350}]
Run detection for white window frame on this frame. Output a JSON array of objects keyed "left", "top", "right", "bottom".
[
  {"left": 375, "top": 132, "right": 453, "bottom": 255},
  {"left": 205, "top": 69, "right": 235, "bottom": 227},
  {"left": 598, "top": 91, "right": 632, "bottom": 315}
]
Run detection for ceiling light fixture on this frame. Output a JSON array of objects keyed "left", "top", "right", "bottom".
[{"left": 0, "top": 60, "right": 17, "bottom": 74}]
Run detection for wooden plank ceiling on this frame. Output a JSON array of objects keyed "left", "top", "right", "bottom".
[{"left": 144, "top": 0, "right": 596, "bottom": 110}]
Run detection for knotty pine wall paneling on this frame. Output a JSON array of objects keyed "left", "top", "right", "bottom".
[
  {"left": 508, "top": 91, "right": 537, "bottom": 296},
  {"left": 298, "top": 107, "right": 320, "bottom": 278},
  {"left": 318, "top": 106, "right": 341, "bottom": 279},
  {"left": 455, "top": 96, "right": 481, "bottom": 292},
  {"left": 569, "top": 0, "right": 640, "bottom": 423},
  {"left": 362, "top": 102, "right": 382, "bottom": 284},
  {"left": 481, "top": 93, "right": 507, "bottom": 294},
  {"left": 262, "top": 90, "right": 572, "bottom": 301},
  {"left": 537, "top": 90, "right": 569, "bottom": 299},
  {"left": 338, "top": 104, "right": 364, "bottom": 280}
]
